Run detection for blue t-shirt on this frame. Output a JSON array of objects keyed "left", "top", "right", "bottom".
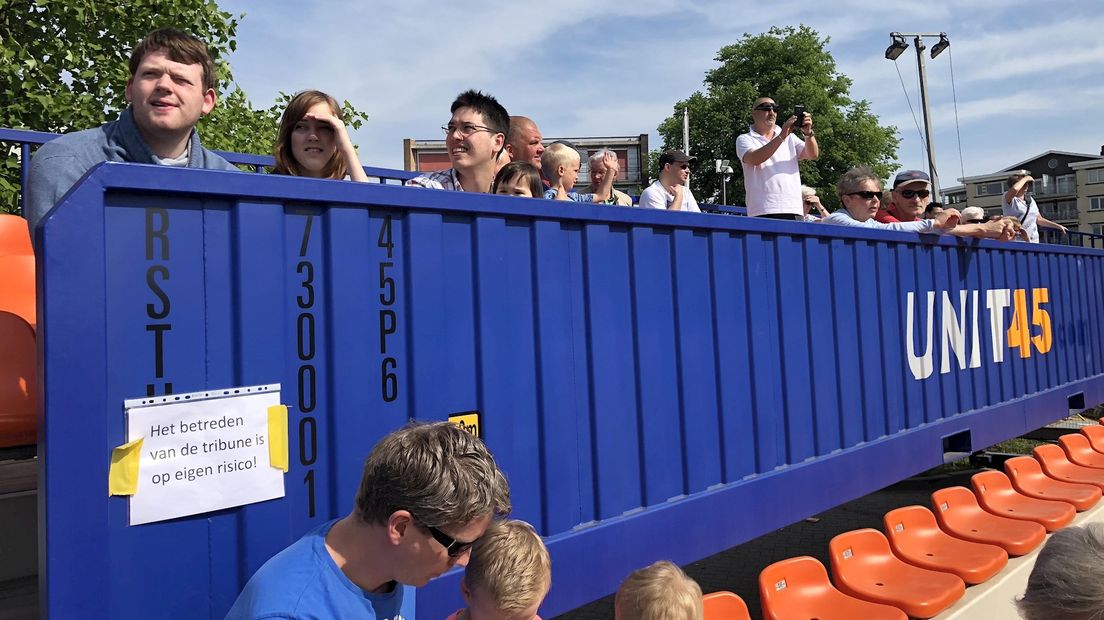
[
  {"left": 543, "top": 187, "right": 594, "bottom": 202},
  {"left": 226, "top": 519, "right": 415, "bottom": 620}
]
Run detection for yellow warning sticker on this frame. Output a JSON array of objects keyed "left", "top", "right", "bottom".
[{"left": 449, "top": 411, "right": 481, "bottom": 439}]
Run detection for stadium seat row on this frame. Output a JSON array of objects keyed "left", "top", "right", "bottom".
[{"left": 700, "top": 423, "right": 1104, "bottom": 619}]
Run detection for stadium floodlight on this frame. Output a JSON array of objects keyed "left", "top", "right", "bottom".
[
  {"left": 885, "top": 34, "right": 909, "bottom": 60},
  {"left": 930, "top": 33, "right": 950, "bottom": 59}
]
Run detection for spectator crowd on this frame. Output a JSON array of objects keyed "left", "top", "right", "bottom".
[{"left": 20, "top": 27, "right": 1080, "bottom": 620}]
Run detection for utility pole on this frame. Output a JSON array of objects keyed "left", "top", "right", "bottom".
[
  {"left": 885, "top": 32, "right": 950, "bottom": 201},
  {"left": 682, "top": 106, "right": 690, "bottom": 155}
]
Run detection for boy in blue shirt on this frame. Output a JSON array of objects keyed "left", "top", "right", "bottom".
[
  {"left": 542, "top": 143, "right": 617, "bottom": 203},
  {"left": 227, "top": 421, "right": 511, "bottom": 619}
]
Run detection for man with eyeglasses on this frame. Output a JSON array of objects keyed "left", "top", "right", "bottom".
[
  {"left": 875, "top": 170, "right": 931, "bottom": 223},
  {"left": 406, "top": 90, "right": 509, "bottom": 193},
  {"left": 823, "top": 166, "right": 959, "bottom": 233},
  {"left": 227, "top": 421, "right": 511, "bottom": 619},
  {"left": 638, "top": 150, "right": 701, "bottom": 212},
  {"left": 735, "top": 97, "right": 819, "bottom": 219},
  {"left": 877, "top": 170, "right": 1019, "bottom": 239}
]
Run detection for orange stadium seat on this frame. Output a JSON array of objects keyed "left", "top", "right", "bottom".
[
  {"left": 971, "top": 470, "right": 1075, "bottom": 532},
  {"left": 1081, "top": 424, "right": 1104, "bottom": 454},
  {"left": 0, "top": 310, "right": 37, "bottom": 448},
  {"left": 759, "top": 556, "right": 906, "bottom": 620},
  {"left": 0, "top": 213, "right": 33, "bottom": 257},
  {"left": 828, "top": 529, "right": 963, "bottom": 619},
  {"left": 1004, "top": 455, "right": 1100, "bottom": 511},
  {"left": 1034, "top": 444, "right": 1104, "bottom": 491},
  {"left": 883, "top": 505, "right": 1007, "bottom": 585},
  {"left": 0, "top": 254, "right": 36, "bottom": 329},
  {"left": 701, "top": 591, "right": 750, "bottom": 620},
  {"left": 930, "top": 486, "right": 1045, "bottom": 556},
  {"left": 1059, "top": 433, "right": 1104, "bottom": 468}
]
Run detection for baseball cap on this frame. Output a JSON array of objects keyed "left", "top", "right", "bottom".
[
  {"left": 659, "top": 150, "right": 697, "bottom": 167},
  {"left": 892, "top": 170, "right": 931, "bottom": 189}
]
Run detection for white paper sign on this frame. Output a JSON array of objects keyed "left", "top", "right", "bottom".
[{"left": 124, "top": 384, "right": 285, "bottom": 525}]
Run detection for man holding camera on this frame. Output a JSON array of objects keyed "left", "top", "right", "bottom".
[{"left": 736, "top": 96, "right": 819, "bottom": 219}]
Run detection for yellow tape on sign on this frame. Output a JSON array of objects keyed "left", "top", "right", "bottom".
[
  {"left": 268, "top": 405, "right": 289, "bottom": 472},
  {"left": 449, "top": 411, "right": 481, "bottom": 439},
  {"left": 108, "top": 437, "right": 144, "bottom": 496}
]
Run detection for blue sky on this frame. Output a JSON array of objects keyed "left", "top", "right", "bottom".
[{"left": 218, "top": 0, "right": 1104, "bottom": 188}]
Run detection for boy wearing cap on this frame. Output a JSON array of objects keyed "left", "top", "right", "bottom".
[
  {"left": 736, "top": 96, "right": 819, "bottom": 219},
  {"left": 638, "top": 150, "right": 701, "bottom": 212}
]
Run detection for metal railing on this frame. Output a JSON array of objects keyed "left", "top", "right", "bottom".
[
  {"left": 1040, "top": 227, "right": 1104, "bottom": 248},
  {"left": 0, "top": 126, "right": 417, "bottom": 215}
]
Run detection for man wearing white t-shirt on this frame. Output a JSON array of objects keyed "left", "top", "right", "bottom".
[
  {"left": 638, "top": 150, "right": 700, "bottom": 212},
  {"left": 736, "top": 97, "right": 819, "bottom": 219}
]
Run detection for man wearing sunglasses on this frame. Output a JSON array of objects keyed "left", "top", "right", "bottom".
[
  {"left": 735, "top": 97, "right": 819, "bottom": 219},
  {"left": 228, "top": 421, "right": 511, "bottom": 619},
  {"left": 407, "top": 90, "right": 509, "bottom": 193},
  {"left": 638, "top": 150, "right": 701, "bottom": 212},
  {"left": 877, "top": 170, "right": 1019, "bottom": 240},
  {"left": 875, "top": 170, "right": 931, "bottom": 224}
]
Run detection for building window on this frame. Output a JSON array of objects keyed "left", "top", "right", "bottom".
[
  {"left": 1090, "top": 197, "right": 1104, "bottom": 211},
  {"left": 1056, "top": 174, "right": 1076, "bottom": 194},
  {"left": 976, "top": 181, "right": 1006, "bottom": 196},
  {"left": 1088, "top": 168, "right": 1104, "bottom": 184},
  {"left": 1093, "top": 223, "right": 1104, "bottom": 236}
]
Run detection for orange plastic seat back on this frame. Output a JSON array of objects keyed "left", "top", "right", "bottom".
[
  {"left": 702, "top": 591, "right": 750, "bottom": 620},
  {"left": 1004, "top": 455, "right": 1100, "bottom": 511},
  {"left": 829, "top": 528, "right": 964, "bottom": 618},
  {"left": 0, "top": 254, "right": 36, "bottom": 328},
  {"left": 1082, "top": 425, "right": 1104, "bottom": 454},
  {"left": 760, "top": 555, "right": 907, "bottom": 620},
  {"left": 1059, "top": 433, "right": 1104, "bottom": 468},
  {"left": 0, "top": 213, "right": 33, "bottom": 258},
  {"left": 0, "top": 310, "right": 37, "bottom": 447},
  {"left": 971, "top": 470, "right": 1075, "bottom": 531},
  {"left": 1034, "top": 444, "right": 1104, "bottom": 490},
  {"left": 931, "top": 486, "right": 1045, "bottom": 556},
  {"left": 883, "top": 505, "right": 1007, "bottom": 585}
]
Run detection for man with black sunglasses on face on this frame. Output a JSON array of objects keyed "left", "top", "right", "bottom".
[
  {"left": 639, "top": 149, "right": 701, "bottom": 212},
  {"left": 878, "top": 170, "right": 1019, "bottom": 240},
  {"left": 736, "top": 96, "right": 819, "bottom": 219},
  {"left": 228, "top": 421, "right": 511, "bottom": 619}
]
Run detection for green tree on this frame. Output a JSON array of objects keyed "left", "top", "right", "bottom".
[
  {"left": 0, "top": 1, "right": 367, "bottom": 213},
  {"left": 656, "top": 25, "right": 898, "bottom": 211}
]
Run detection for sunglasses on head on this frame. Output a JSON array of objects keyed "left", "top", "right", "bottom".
[
  {"left": 898, "top": 188, "right": 930, "bottom": 199},
  {"left": 754, "top": 103, "right": 781, "bottom": 112},
  {"left": 423, "top": 523, "right": 478, "bottom": 558},
  {"left": 847, "top": 191, "right": 880, "bottom": 200}
]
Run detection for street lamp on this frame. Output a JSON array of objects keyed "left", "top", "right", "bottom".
[
  {"left": 885, "top": 31, "right": 950, "bottom": 200},
  {"left": 716, "top": 159, "right": 733, "bottom": 205}
]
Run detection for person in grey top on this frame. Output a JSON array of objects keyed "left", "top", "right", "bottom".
[{"left": 25, "top": 28, "right": 237, "bottom": 236}]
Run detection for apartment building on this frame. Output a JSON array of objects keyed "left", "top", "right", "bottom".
[{"left": 944, "top": 150, "right": 1104, "bottom": 234}]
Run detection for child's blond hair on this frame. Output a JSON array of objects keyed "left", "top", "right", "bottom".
[
  {"left": 540, "top": 143, "right": 580, "bottom": 183},
  {"left": 615, "top": 561, "right": 704, "bottom": 620},
  {"left": 465, "top": 519, "right": 552, "bottom": 613}
]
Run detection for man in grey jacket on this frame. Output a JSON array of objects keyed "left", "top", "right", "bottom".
[{"left": 25, "top": 27, "right": 237, "bottom": 235}]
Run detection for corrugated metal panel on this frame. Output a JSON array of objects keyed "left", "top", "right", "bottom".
[{"left": 38, "top": 163, "right": 1104, "bottom": 618}]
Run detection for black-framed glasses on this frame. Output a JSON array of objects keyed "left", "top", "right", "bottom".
[
  {"left": 898, "top": 189, "right": 930, "bottom": 199},
  {"left": 442, "top": 123, "right": 497, "bottom": 138},
  {"left": 754, "top": 103, "right": 781, "bottom": 112},
  {"left": 424, "top": 523, "right": 478, "bottom": 557},
  {"left": 847, "top": 191, "right": 880, "bottom": 200}
]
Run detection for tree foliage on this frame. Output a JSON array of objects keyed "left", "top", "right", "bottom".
[
  {"left": 656, "top": 25, "right": 899, "bottom": 211},
  {"left": 0, "top": 0, "right": 367, "bottom": 213}
]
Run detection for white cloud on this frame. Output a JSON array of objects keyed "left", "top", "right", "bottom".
[{"left": 218, "top": 0, "right": 1104, "bottom": 182}]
